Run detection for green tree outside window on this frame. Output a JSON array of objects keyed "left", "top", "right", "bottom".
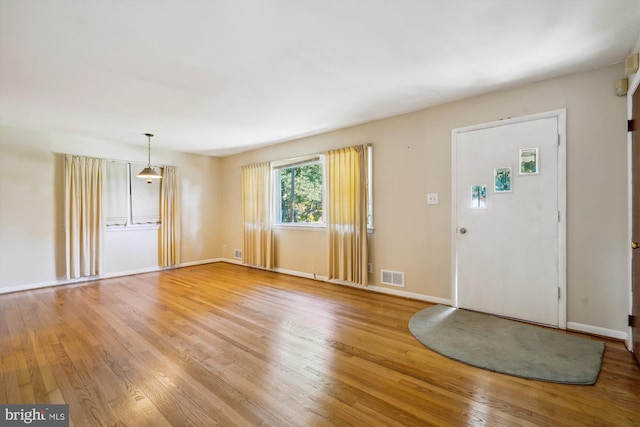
[{"left": 279, "top": 163, "right": 323, "bottom": 223}]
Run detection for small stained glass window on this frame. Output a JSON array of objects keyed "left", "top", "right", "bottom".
[
  {"left": 494, "top": 167, "right": 512, "bottom": 193},
  {"left": 520, "top": 147, "right": 539, "bottom": 175},
  {"left": 471, "top": 185, "right": 487, "bottom": 209}
]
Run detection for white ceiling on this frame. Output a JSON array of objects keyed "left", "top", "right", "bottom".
[{"left": 1, "top": 0, "right": 639, "bottom": 156}]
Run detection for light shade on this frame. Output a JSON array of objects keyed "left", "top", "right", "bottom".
[
  {"left": 138, "top": 132, "right": 162, "bottom": 183},
  {"left": 136, "top": 167, "right": 162, "bottom": 179}
]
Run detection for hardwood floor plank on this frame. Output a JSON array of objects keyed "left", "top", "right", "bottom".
[{"left": 1, "top": 262, "right": 639, "bottom": 426}]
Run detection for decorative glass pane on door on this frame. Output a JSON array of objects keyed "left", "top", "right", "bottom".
[
  {"left": 471, "top": 185, "right": 487, "bottom": 208},
  {"left": 494, "top": 167, "right": 512, "bottom": 192},
  {"left": 520, "top": 147, "right": 539, "bottom": 175}
]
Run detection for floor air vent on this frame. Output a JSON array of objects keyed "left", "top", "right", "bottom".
[{"left": 381, "top": 269, "right": 405, "bottom": 287}]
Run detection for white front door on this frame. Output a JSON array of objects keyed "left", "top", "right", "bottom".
[{"left": 452, "top": 111, "right": 566, "bottom": 327}]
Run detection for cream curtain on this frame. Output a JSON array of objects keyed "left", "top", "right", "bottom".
[
  {"left": 160, "top": 166, "right": 180, "bottom": 267},
  {"left": 326, "top": 145, "right": 369, "bottom": 285},
  {"left": 64, "top": 155, "right": 106, "bottom": 279},
  {"left": 241, "top": 162, "right": 274, "bottom": 268}
]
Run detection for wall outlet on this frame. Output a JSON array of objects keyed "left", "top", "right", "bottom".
[
  {"left": 223, "top": 244, "right": 227, "bottom": 251},
  {"left": 427, "top": 193, "right": 439, "bottom": 205},
  {"left": 368, "top": 263, "right": 373, "bottom": 273}
]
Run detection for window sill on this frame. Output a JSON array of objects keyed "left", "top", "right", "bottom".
[
  {"left": 106, "top": 224, "right": 161, "bottom": 232},
  {"left": 273, "top": 223, "right": 326, "bottom": 231},
  {"left": 272, "top": 224, "right": 375, "bottom": 234}
]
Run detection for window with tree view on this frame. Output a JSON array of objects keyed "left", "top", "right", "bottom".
[{"left": 276, "top": 160, "right": 324, "bottom": 224}]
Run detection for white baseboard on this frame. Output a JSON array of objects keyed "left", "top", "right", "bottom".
[
  {"left": 365, "top": 285, "right": 451, "bottom": 305},
  {"left": 566, "top": 322, "right": 627, "bottom": 341},
  {"left": 272, "top": 266, "right": 630, "bottom": 340},
  {"left": 272, "top": 267, "right": 451, "bottom": 305},
  {"left": 0, "top": 267, "right": 161, "bottom": 294},
  {"left": 0, "top": 279, "right": 71, "bottom": 295},
  {"left": 178, "top": 258, "right": 220, "bottom": 267},
  {"left": 273, "top": 267, "right": 324, "bottom": 280},
  {"left": 218, "top": 257, "right": 243, "bottom": 265},
  {"left": 231, "top": 264, "right": 628, "bottom": 337},
  {"left": 7, "top": 262, "right": 620, "bottom": 343},
  {"left": 0, "top": 259, "right": 220, "bottom": 295}
]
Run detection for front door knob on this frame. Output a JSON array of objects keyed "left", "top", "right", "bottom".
[{"left": 633, "top": 241, "right": 639, "bottom": 249}]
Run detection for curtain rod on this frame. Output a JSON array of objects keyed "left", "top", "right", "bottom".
[
  {"left": 242, "top": 143, "right": 372, "bottom": 169},
  {"left": 58, "top": 152, "right": 175, "bottom": 168}
]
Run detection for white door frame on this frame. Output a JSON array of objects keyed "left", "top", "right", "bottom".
[
  {"left": 451, "top": 109, "right": 567, "bottom": 329},
  {"left": 627, "top": 71, "right": 640, "bottom": 351}
]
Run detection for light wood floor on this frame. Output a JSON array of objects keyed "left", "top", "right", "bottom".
[{"left": 1, "top": 262, "right": 639, "bottom": 426}]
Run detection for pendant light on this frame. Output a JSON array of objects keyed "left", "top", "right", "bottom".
[{"left": 137, "top": 133, "right": 162, "bottom": 183}]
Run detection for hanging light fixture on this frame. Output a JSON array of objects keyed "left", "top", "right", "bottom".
[{"left": 137, "top": 133, "right": 162, "bottom": 184}]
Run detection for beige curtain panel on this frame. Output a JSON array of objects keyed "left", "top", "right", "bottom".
[
  {"left": 160, "top": 166, "right": 180, "bottom": 267},
  {"left": 64, "top": 155, "right": 106, "bottom": 279},
  {"left": 326, "top": 145, "right": 369, "bottom": 285},
  {"left": 241, "top": 162, "right": 274, "bottom": 269}
]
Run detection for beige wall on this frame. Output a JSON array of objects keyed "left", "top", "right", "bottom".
[
  {"left": 0, "top": 126, "right": 222, "bottom": 291},
  {"left": 220, "top": 63, "right": 629, "bottom": 334}
]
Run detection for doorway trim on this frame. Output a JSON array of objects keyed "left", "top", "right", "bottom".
[
  {"left": 451, "top": 109, "right": 567, "bottom": 329},
  {"left": 627, "top": 71, "right": 640, "bottom": 352}
]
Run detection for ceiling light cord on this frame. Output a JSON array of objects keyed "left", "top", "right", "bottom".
[
  {"left": 136, "top": 133, "right": 162, "bottom": 183},
  {"left": 146, "top": 133, "right": 152, "bottom": 167}
]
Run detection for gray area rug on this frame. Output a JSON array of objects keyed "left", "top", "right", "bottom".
[{"left": 408, "top": 305, "right": 605, "bottom": 384}]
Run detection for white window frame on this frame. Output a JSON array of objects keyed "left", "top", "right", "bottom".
[
  {"left": 273, "top": 154, "right": 326, "bottom": 228},
  {"left": 271, "top": 145, "right": 374, "bottom": 231},
  {"left": 105, "top": 161, "right": 161, "bottom": 231},
  {"left": 366, "top": 145, "right": 373, "bottom": 232}
]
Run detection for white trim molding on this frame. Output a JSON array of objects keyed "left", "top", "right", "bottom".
[
  {"left": 273, "top": 267, "right": 451, "bottom": 305},
  {"left": 2, "top": 258, "right": 625, "bottom": 342},
  {"left": 626, "top": 70, "right": 640, "bottom": 351},
  {"left": 567, "top": 322, "right": 627, "bottom": 341},
  {"left": 0, "top": 258, "right": 220, "bottom": 295},
  {"left": 178, "top": 258, "right": 222, "bottom": 268}
]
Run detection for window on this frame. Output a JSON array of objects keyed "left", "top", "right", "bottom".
[
  {"left": 271, "top": 146, "right": 373, "bottom": 229},
  {"left": 274, "top": 156, "right": 324, "bottom": 225},
  {"left": 105, "top": 161, "right": 160, "bottom": 227}
]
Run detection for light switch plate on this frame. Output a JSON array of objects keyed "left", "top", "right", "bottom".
[{"left": 427, "top": 193, "right": 439, "bottom": 205}]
